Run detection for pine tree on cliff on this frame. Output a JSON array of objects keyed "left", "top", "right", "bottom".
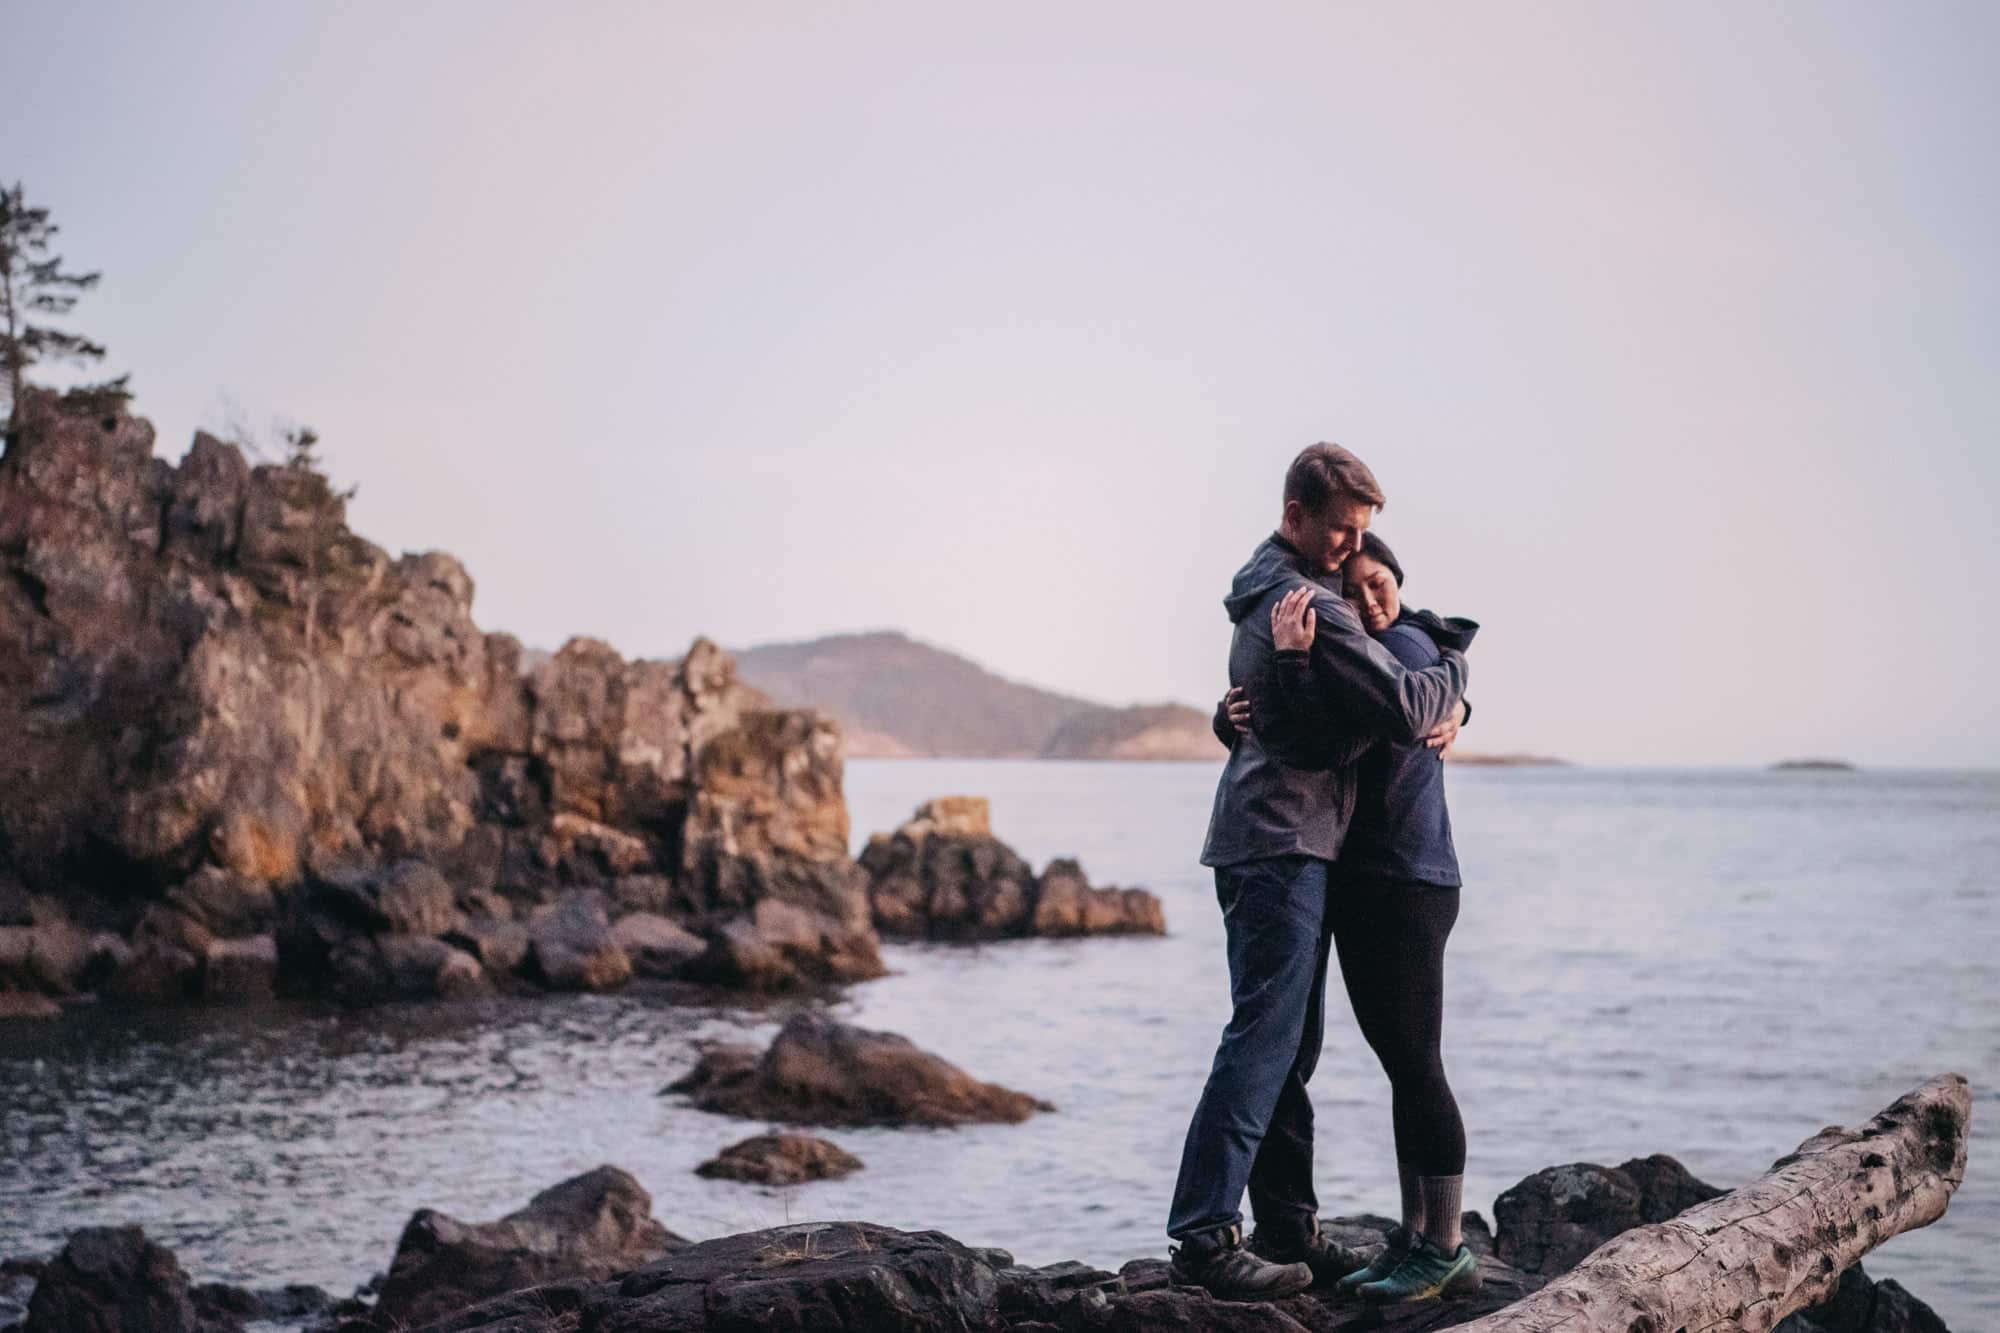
[
  {"left": 281, "top": 423, "right": 358, "bottom": 660},
  {"left": 0, "top": 181, "right": 125, "bottom": 438}
]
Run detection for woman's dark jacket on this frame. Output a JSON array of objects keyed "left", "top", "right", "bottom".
[{"left": 1214, "top": 608, "right": 1477, "bottom": 888}]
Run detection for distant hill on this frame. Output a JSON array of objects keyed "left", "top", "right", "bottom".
[{"left": 731, "top": 630, "right": 1223, "bottom": 761}]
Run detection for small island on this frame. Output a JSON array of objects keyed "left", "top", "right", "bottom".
[
  {"left": 1771, "top": 758, "right": 1858, "bottom": 772},
  {"left": 1445, "top": 751, "right": 1570, "bottom": 767}
]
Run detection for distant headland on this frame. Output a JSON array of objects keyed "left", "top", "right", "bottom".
[{"left": 1771, "top": 758, "right": 1858, "bottom": 772}]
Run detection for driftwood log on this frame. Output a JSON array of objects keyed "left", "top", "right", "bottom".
[{"left": 1459, "top": 1072, "right": 1970, "bottom": 1333}]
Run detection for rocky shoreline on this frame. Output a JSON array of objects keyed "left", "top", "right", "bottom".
[
  {"left": 0, "top": 390, "right": 1163, "bottom": 1023},
  {"left": 0, "top": 1147, "right": 1950, "bottom": 1333}
]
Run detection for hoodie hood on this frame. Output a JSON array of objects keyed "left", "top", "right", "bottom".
[
  {"left": 1399, "top": 606, "right": 1479, "bottom": 653},
  {"left": 1222, "top": 533, "right": 1331, "bottom": 625}
]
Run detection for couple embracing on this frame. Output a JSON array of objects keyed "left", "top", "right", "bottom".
[{"left": 1167, "top": 443, "right": 1480, "bottom": 1306}]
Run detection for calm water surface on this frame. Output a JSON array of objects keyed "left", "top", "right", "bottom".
[{"left": 1, "top": 762, "right": 1994, "bottom": 1327}]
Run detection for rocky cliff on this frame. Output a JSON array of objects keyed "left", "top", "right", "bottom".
[{"left": 0, "top": 389, "right": 878, "bottom": 1009}]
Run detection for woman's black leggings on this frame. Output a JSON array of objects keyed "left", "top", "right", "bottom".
[{"left": 1330, "top": 875, "right": 1465, "bottom": 1175}]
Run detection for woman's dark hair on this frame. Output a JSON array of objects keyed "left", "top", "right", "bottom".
[{"left": 1357, "top": 531, "right": 1404, "bottom": 586}]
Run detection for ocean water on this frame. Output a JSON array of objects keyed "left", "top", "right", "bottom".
[{"left": 0, "top": 762, "right": 1993, "bottom": 1327}]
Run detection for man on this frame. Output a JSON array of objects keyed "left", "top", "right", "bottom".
[{"left": 1167, "top": 442, "right": 1469, "bottom": 1300}]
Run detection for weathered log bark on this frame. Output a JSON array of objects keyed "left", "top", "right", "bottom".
[{"left": 1459, "top": 1072, "right": 1969, "bottom": 1333}]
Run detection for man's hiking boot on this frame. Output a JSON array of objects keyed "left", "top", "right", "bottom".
[
  {"left": 1169, "top": 1223, "right": 1314, "bottom": 1301},
  {"left": 1335, "top": 1224, "right": 1412, "bottom": 1294},
  {"left": 1355, "top": 1230, "right": 1480, "bottom": 1304},
  {"left": 1247, "top": 1218, "right": 1371, "bottom": 1289}
]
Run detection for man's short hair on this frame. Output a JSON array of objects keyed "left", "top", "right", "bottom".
[{"left": 1284, "top": 443, "right": 1386, "bottom": 514}]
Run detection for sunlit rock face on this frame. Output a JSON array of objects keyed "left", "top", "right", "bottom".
[{"left": 0, "top": 390, "right": 878, "bottom": 1008}]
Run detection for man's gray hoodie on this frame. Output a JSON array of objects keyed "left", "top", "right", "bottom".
[{"left": 1199, "top": 533, "right": 1469, "bottom": 868}]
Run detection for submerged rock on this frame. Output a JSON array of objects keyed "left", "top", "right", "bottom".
[
  {"left": 366, "top": 1165, "right": 685, "bottom": 1330},
  {"left": 667, "top": 1011, "right": 1051, "bottom": 1128},
  {"left": 862, "top": 798, "right": 1165, "bottom": 941},
  {"left": 695, "top": 1133, "right": 864, "bottom": 1185}
]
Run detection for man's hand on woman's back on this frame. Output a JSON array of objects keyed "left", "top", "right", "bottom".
[{"left": 1271, "top": 585, "right": 1317, "bottom": 652}]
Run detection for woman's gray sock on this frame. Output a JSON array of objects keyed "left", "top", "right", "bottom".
[
  {"left": 1398, "top": 1161, "right": 1426, "bottom": 1236},
  {"left": 1419, "top": 1175, "right": 1464, "bottom": 1251}
]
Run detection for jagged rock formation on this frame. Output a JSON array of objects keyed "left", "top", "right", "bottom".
[
  {"left": 861, "top": 798, "right": 1166, "bottom": 940},
  {"left": 0, "top": 390, "right": 878, "bottom": 1011},
  {"left": 667, "top": 1010, "right": 1053, "bottom": 1127},
  {"left": 695, "top": 1133, "right": 864, "bottom": 1185}
]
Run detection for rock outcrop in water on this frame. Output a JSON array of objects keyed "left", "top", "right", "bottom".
[
  {"left": 0, "top": 390, "right": 880, "bottom": 1014},
  {"left": 695, "top": 1133, "right": 864, "bottom": 1185},
  {"left": 666, "top": 1011, "right": 1053, "bottom": 1127},
  {"left": 861, "top": 798, "right": 1165, "bottom": 941}
]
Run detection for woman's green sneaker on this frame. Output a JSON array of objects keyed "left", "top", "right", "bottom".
[
  {"left": 1355, "top": 1231, "right": 1480, "bottom": 1304},
  {"left": 1335, "top": 1225, "right": 1411, "bottom": 1294}
]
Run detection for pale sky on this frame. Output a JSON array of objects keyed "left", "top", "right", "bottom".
[{"left": 11, "top": 3, "right": 1997, "bottom": 764}]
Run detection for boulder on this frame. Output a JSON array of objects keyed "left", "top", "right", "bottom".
[
  {"left": 369, "top": 1166, "right": 685, "bottom": 1330},
  {"left": 199, "top": 934, "right": 277, "bottom": 1001},
  {"left": 862, "top": 828, "right": 1038, "bottom": 940},
  {"left": 310, "top": 858, "right": 459, "bottom": 937},
  {"left": 443, "top": 917, "right": 532, "bottom": 975},
  {"left": 610, "top": 912, "right": 706, "bottom": 979},
  {"left": 691, "top": 898, "right": 883, "bottom": 992},
  {"left": 1493, "top": 1154, "right": 1723, "bottom": 1276},
  {"left": 0, "top": 990, "right": 62, "bottom": 1020},
  {"left": 611, "top": 1222, "right": 1003, "bottom": 1333},
  {"left": 164, "top": 867, "right": 275, "bottom": 938},
  {"left": 695, "top": 1134, "right": 863, "bottom": 1185},
  {"left": 898, "top": 795, "right": 993, "bottom": 839},
  {"left": 1775, "top": 1263, "right": 1951, "bottom": 1332},
  {"left": 103, "top": 941, "right": 200, "bottom": 1002},
  {"left": 22, "top": 1225, "right": 230, "bottom": 1333},
  {"left": 1031, "top": 859, "right": 1166, "bottom": 937},
  {"left": 189, "top": 1279, "right": 332, "bottom": 1326},
  {"left": 317, "top": 934, "right": 488, "bottom": 1007},
  {"left": 526, "top": 892, "right": 632, "bottom": 991},
  {"left": 0, "top": 919, "right": 90, "bottom": 994},
  {"left": 667, "top": 1012, "right": 1051, "bottom": 1128}
]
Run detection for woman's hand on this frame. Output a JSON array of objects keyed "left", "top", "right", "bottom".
[
  {"left": 1224, "top": 686, "right": 1251, "bottom": 735},
  {"left": 1423, "top": 698, "right": 1469, "bottom": 750},
  {"left": 1271, "top": 585, "right": 1317, "bottom": 652}
]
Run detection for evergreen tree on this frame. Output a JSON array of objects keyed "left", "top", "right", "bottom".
[{"left": 0, "top": 181, "right": 113, "bottom": 433}]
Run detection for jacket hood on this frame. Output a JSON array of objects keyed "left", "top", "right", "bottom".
[
  {"left": 1399, "top": 606, "right": 1479, "bottom": 652},
  {"left": 1222, "top": 533, "right": 1329, "bottom": 624}
]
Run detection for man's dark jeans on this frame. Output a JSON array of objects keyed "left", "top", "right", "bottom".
[{"left": 1167, "top": 853, "right": 1334, "bottom": 1242}]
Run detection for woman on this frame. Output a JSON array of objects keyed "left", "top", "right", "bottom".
[{"left": 1214, "top": 530, "right": 1479, "bottom": 1305}]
